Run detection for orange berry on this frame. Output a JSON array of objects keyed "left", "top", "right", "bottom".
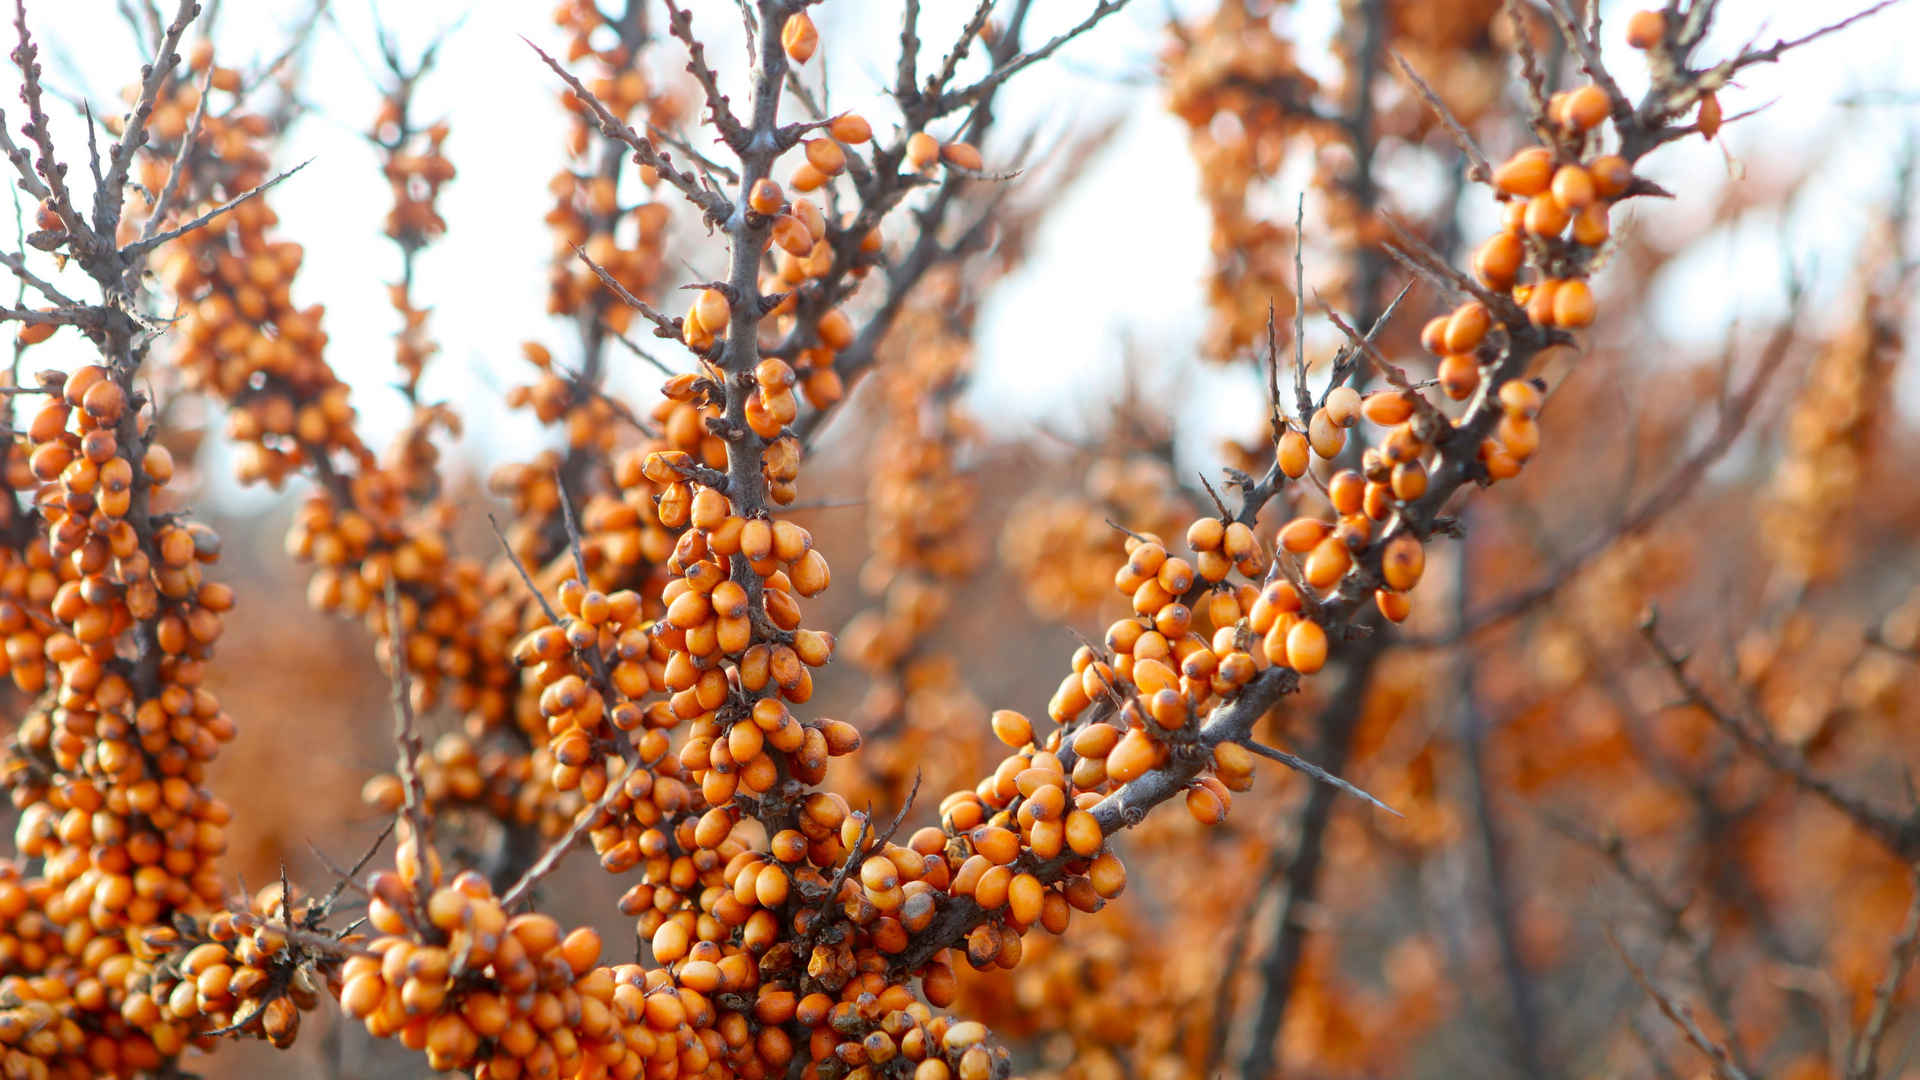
[
  {"left": 1499, "top": 378, "right": 1543, "bottom": 417},
  {"left": 1307, "top": 408, "right": 1345, "bottom": 458},
  {"left": 1473, "top": 232, "right": 1524, "bottom": 289},
  {"left": 1279, "top": 517, "right": 1328, "bottom": 555},
  {"left": 1524, "top": 192, "right": 1571, "bottom": 236},
  {"left": 990, "top": 709, "right": 1032, "bottom": 748},
  {"left": 1438, "top": 354, "right": 1480, "bottom": 401},
  {"left": 829, "top": 114, "right": 872, "bottom": 143},
  {"left": 1304, "top": 536, "right": 1351, "bottom": 589},
  {"left": 1276, "top": 430, "right": 1310, "bottom": 478},
  {"left": 782, "top": 12, "right": 818, "bottom": 62},
  {"left": 1550, "top": 165, "right": 1595, "bottom": 210},
  {"left": 1481, "top": 438, "right": 1522, "bottom": 480},
  {"left": 1552, "top": 279, "right": 1596, "bottom": 328},
  {"left": 1325, "top": 385, "right": 1361, "bottom": 427},
  {"left": 1186, "top": 784, "right": 1229, "bottom": 826},
  {"left": 1625, "top": 9, "right": 1664, "bottom": 49},
  {"left": 695, "top": 288, "right": 730, "bottom": 332},
  {"left": 1443, "top": 302, "right": 1491, "bottom": 353},
  {"left": 1588, "top": 155, "right": 1633, "bottom": 199},
  {"left": 1390, "top": 461, "right": 1428, "bottom": 501},
  {"left": 1362, "top": 391, "right": 1414, "bottom": 426},
  {"left": 940, "top": 142, "right": 983, "bottom": 171},
  {"left": 1525, "top": 279, "right": 1561, "bottom": 327},
  {"left": 1697, "top": 92, "right": 1722, "bottom": 139},
  {"left": 804, "top": 138, "right": 846, "bottom": 175},
  {"left": 1493, "top": 147, "right": 1553, "bottom": 197},
  {"left": 789, "top": 162, "right": 827, "bottom": 192},
  {"left": 1376, "top": 589, "right": 1411, "bottom": 622},
  {"left": 1328, "top": 470, "right": 1364, "bottom": 515},
  {"left": 1560, "top": 85, "right": 1610, "bottom": 132},
  {"left": 1106, "top": 728, "right": 1159, "bottom": 784},
  {"left": 1064, "top": 810, "right": 1103, "bottom": 856},
  {"left": 749, "top": 178, "right": 784, "bottom": 215},
  {"left": 1285, "top": 619, "right": 1328, "bottom": 673},
  {"left": 1497, "top": 412, "right": 1541, "bottom": 461},
  {"left": 906, "top": 132, "right": 939, "bottom": 171},
  {"left": 1571, "top": 204, "right": 1610, "bottom": 247},
  {"left": 1380, "top": 535, "right": 1425, "bottom": 591}
]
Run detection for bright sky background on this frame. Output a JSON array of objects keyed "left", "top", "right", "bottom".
[{"left": 5, "top": 0, "right": 1918, "bottom": 512}]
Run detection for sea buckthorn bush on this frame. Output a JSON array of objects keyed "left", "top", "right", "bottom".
[{"left": 0, "top": 2, "right": 1916, "bottom": 1080}]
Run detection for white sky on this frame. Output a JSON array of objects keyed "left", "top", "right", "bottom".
[{"left": 4, "top": 0, "right": 1917, "bottom": 511}]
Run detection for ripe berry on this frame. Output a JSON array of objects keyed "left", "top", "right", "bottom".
[
  {"left": 1626, "top": 9, "right": 1664, "bottom": 49},
  {"left": 782, "top": 12, "right": 819, "bottom": 62},
  {"left": 1493, "top": 147, "right": 1553, "bottom": 198}
]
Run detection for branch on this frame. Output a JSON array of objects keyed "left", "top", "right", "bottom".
[{"left": 121, "top": 157, "right": 312, "bottom": 260}]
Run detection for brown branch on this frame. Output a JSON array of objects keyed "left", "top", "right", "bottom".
[
  {"left": 1610, "top": 928, "right": 1754, "bottom": 1080},
  {"left": 1848, "top": 867, "right": 1920, "bottom": 1080}
]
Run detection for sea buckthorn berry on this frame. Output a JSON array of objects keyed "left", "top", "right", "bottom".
[
  {"left": 1525, "top": 279, "right": 1561, "bottom": 327},
  {"left": 1551, "top": 164, "right": 1596, "bottom": 210},
  {"left": 749, "top": 178, "right": 785, "bottom": 214},
  {"left": 1560, "top": 85, "right": 1610, "bottom": 132},
  {"left": 1362, "top": 391, "right": 1414, "bottom": 426},
  {"left": 1304, "top": 535, "right": 1351, "bottom": 589},
  {"left": 1276, "top": 429, "right": 1310, "bottom": 477},
  {"left": 1420, "top": 315, "right": 1449, "bottom": 354},
  {"left": 1493, "top": 147, "right": 1553, "bottom": 197},
  {"left": 1499, "top": 378, "right": 1543, "bottom": 417},
  {"left": 1381, "top": 535, "right": 1425, "bottom": 591},
  {"left": 1107, "top": 728, "right": 1159, "bottom": 783},
  {"left": 1280, "top": 515, "right": 1325, "bottom": 552},
  {"left": 1438, "top": 354, "right": 1480, "bottom": 401},
  {"left": 906, "top": 131, "right": 939, "bottom": 171},
  {"left": 1089, "top": 851, "right": 1127, "bottom": 898},
  {"left": 772, "top": 214, "right": 812, "bottom": 256},
  {"left": 1524, "top": 192, "right": 1571, "bottom": 236},
  {"left": 1498, "top": 412, "right": 1541, "bottom": 461},
  {"left": 1482, "top": 438, "right": 1522, "bottom": 480},
  {"left": 1626, "top": 9, "right": 1664, "bottom": 48},
  {"left": 1186, "top": 783, "right": 1229, "bottom": 825},
  {"left": 830, "top": 114, "right": 872, "bottom": 145},
  {"left": 990, "top": 709, "right": 1032, "bottom": 748},
  {"left": 970, "top": 826, "right": 1020, "bottom": 865},
  {"left": 782, "top": 12, "right": 819, "bottom": 62},
  {"left": 1589, "top": 155, "right": 1633, "bottom": 198},
  {"left": 695, "top": 288, "right": 730, "bottom": 332},
  {"left": 1286, "top": 618, "right": 1328, "bottom": 673},
  {"left": 1474, "top": 232, "right": 1524, "bottom": 289},
  {"left": 1328, "top": 470, "right": 1364, "bottom": 515},
  {"left": 1325, "top": 385, "right": 1361, "bottom": 427},
  {"left": 1391, "top": 460, "right": 1428, "bottom": 501},
  {"left": 1376, "top": 589, "right": 1411, "bottom": 622},
  {"left": 940, "top": 142, "right": 984, "bottom": 171},
  {"left": 1186, "top": 517, "right": 1224, "bottom": 552},
  {"left": 1571, "top": 204, "right": 1611, "bottom": 246},
  {"left": 1443, "top": 302, "right": 1490, "bottom": 354},
  {"left": 790, "top": 162, "right": 827, "bottom": 191},
  {"left": 1552, "top": 279, "right": 1597, "bottom": 328},
  {"left": 804, "top": 138, "right": 846, "bottom": 175},
  {"left": 1697, "top": 92, "right": 1722, "bottom": 138},
  {"left": 1307, "top": 407, "right": 1345, "bottom": 458}
]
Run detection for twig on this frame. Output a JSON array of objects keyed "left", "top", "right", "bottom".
[
  {"left": 382, "top": 581, "right": 435, "bottom": 923},
  {"left": 122, "top": 157, "right": 313, "bottom": 260},
  {"left": 1609, "top": 927, "right": 1754, "bottom": 1080},
  {"left": 571, "top": 243, "right": 678, "bottom": 338},
  {"left": 1391, "top": 50, "right": 1491, "bottom": 181},
  {"left": 1848, "top": 868, "right": 1920, "bottom": 1080}
]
